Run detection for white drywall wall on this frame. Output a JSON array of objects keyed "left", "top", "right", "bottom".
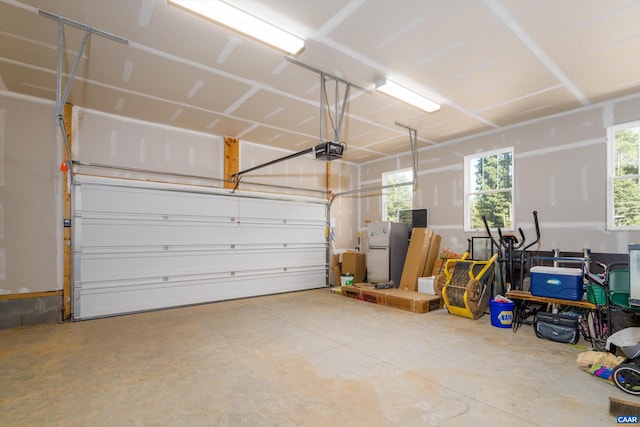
[
  {"left": 0, "top": 92, "right": 60, "bottom": 294},
  {"left": 360, "top": 94, "right": 640, "bottom": 255}
]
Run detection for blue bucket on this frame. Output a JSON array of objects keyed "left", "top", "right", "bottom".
[{"left": 490, "top": 299, "right": 515, "bottom": 328}]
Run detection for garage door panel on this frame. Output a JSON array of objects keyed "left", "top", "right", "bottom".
[
  {"left": 73, "top": 176, "right": 328, "bottom": 319},
  {"left": 75, "top": 268, "right": 325, "bottom": 319},
  {"left": 77, "top": 247, "right": 326, "bottom": 282},
  {"left": 78, "top": 221, "right": 326, "bottom": 246},
  {"left": 77, "top": 185, "right": 240, "bottom": 217},
  {"left": 238, "top": 198, "right": 326, "bottom": 221},
  {"left": 78, "top": 184, "right": 325, "bottom": 221}
]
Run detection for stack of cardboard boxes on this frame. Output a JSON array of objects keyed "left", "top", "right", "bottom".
[
  {"left": 337, "top": 227, "right": 444, "bottom": 314},
  {"left": 341, "top": 251, "right": 366, "bottom": 283},
  {"left": 331, "top": 250, "right": 367, "bottom": 287}
]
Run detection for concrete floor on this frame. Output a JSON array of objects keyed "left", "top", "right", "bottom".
[{"left": 0, "top": 288, "right": 629, "bottom": 426}]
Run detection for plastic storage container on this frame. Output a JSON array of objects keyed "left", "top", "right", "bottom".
[
  {"left": 418, "top": 276, "right": 435, "bottom": 294},
  {"left": 530, "top": 266, "right": 584, "bottom": 301},
  {"left": 490, "top": 299, "right": 515, "bottom": 328},
  {"left": 606, "top": 327, "right": 640, "bottom": 359},
  {"left": 340, "top": 273, "right": 354, "bottom": 286}
]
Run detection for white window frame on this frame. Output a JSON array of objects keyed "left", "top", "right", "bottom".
[
  {"left": 607, "top": 121, "right": 640, "bottom": 230},
  {"left": 464, "top": 147, "right": 514, "bottom": 232},
  {"left": 381, "top": 168, "right": 413, "bottom": 222}
]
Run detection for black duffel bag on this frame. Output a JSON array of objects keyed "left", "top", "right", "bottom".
[{"left": 534, "top": 311, "right": 580, "bottom": 344}]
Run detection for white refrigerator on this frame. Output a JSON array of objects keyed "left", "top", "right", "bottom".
[{"left": 366, "top": 221, "right": 409, "bottom": 285}]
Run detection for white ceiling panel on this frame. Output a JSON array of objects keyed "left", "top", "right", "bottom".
[
  {"left": 478, "top": 86, "right": 583, "bottom": 127},
  {"left": 506, "top": 0, "right": 640, "bottom": 103},
  {"left": 1, "top": 0, "right": 639, "bottom": 164},
  {"left": 230, "top": 89, "right": 321, "bottom": 136}
]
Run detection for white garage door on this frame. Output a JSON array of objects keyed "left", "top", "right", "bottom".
[{"left": 72, "top": 175, "right": 328, "bottom": 319}]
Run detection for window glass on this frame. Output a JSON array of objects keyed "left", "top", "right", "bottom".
[
  {"left": 465, "top": 148, "right": 514, "bottom": 230},
  {"left": 608, "top": 123, "right": 640, "bottom": 229},
  {"left": 382, "top": 169, "right": 413, "bottom": 222}
]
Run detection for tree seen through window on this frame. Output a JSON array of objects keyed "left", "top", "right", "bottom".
[
  {"left": 610, "top": 126, "right": 640, "bottom": 228},
  {"left": 466, "top": 149, "right": 513, "bottom": 230},
  {"left": 382, "top": 170, "right": 413, "bottom": 222}
]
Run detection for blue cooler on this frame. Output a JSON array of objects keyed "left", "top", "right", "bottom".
[{"left": 530, "top": 266, "right": 584, "bottom": 301}]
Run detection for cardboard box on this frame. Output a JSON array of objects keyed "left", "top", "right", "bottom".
[
  {"left": 351, "top": 282, "right": 383, "bottom": 303},
  {"left": 431, "top": 257, "right": 459, "bottom": 278},
  {"left": 412, "top": 293, "right": 445, "bottom": 313},
  {"left": 353, "top": 282, "right": 375, "bottom": 290},
  {"left": 400, "top": 228, "right": 442, "bottom": 292},
  {"left": 431, "top": 258, "right": 445, "bottom": 277},
  {"left": 342, "top": 251, "right": 366, "bottom": 283},
  {"left": 360, "top": 287, "right": 386, "bottom": 304},
  {"left": 341, "top": 286, "right": 362, "bottom": 299},
  {"left": 423, "top": 234, "right": 441, "bottom": 278},
  {"left": 331, "top": 254, "right": 341, "bottom": 287},
  {"left": 340, "top": 283, "right": 378, "bottom": 301},
  {"left": 381, "top": 289, "right": 443, "bottom": 313},
  {"left": 399, "top": 228, "right": 432, "bottom": 291},
  {"left": 339, "top": 283, "right": 443, "bottom": 314},
  {"left": 381, "top": 289, "right": 414, "bottom": 312}
]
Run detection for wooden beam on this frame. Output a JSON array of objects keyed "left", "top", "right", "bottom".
[
  {"left": 0, "top": 290, "right": 63, "bottom": 301},
  {"left": 224, "top": 137, "right": 239, "bottom": 189},
  {"left": 62, "top": 102, "right": 72, "bottom": 320}
]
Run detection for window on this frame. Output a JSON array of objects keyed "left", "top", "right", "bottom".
[
  {"left": 382, "top": 169, "right": 413, "bottom": 222},
  {"left": 464, "top": 147, "right": 514, "bottom": 231},
  {"left": 607, "top": 122, "right": 640, "bottom": 229}
]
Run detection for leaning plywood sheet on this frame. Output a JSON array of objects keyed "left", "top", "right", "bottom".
[
  {"left": 423, "top": 233, "right": 442, "bottom": 278},
  {"left": 399, "top": 228, "right": 433, "bottom": 291}
]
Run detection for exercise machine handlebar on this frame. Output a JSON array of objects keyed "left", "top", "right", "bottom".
[
  {"left": 482, "top": 211, "right": 540, "bottom": 251},
  {"left": 522, "top": 211, "right": 541, "bottom": 252}
]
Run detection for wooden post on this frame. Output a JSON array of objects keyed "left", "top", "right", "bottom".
[
  {"left": 224, "top": 137, "right": 239, "bottom": 189},
  {"left": 62, "top": 103, "right": 72, "bottom": 320}
]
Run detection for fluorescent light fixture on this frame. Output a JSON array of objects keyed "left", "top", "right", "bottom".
[
  {"left": 168, "top": 0, "right": 305, "bottom": 55},
  {"left": 376, "top": 78, "right": 440, "bottom": 113}
]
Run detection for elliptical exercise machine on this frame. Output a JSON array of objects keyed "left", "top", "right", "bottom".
[{"left": 482, "top": 211, "right": 541, "bottom": 294}]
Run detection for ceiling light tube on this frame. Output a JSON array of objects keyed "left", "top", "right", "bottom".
[
  {"left": 168, "top": 0, "right": 305, "bottom": 55},
  {"left": 376, "top": 78, "right": 440, "bottom": 113}
]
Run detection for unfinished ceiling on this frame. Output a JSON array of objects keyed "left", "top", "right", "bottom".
[{"left": 1, "top": 0, "right": 640, "bottom": 163}]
